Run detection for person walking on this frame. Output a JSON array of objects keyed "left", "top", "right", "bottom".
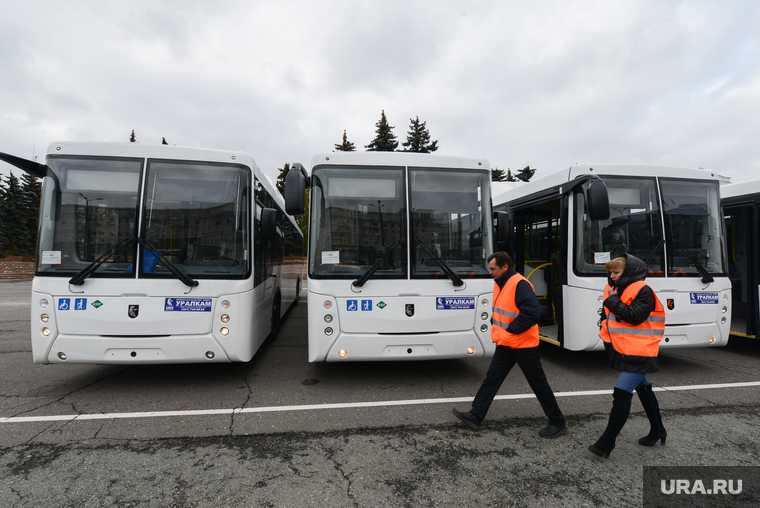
[
  {"left": 588, "top": 254, "right": 667, "bottom": 458},
  {"left": 452, "top": 251, "right": 567, "bottom": 438}
]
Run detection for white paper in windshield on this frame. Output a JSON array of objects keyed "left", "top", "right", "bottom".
[
  {"left": 322, "top": 251, "right": 340, "bottom": 264},
  {"left": 594, "top": 252, "right": 611, "bottom": 264},
  {"left": 41, "top": 251, "right": 62, "bottom": 264}
]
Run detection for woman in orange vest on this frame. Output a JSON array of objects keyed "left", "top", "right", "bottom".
[{"left": 588, "top": 254, "right": 667, "bottom": 458}]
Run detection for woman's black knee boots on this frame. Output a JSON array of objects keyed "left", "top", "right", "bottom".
[
  {"left": 635, "top": 383, "right": 666, "bottom": 446},
  {"left": 588, "top": 387, "right": 632, "bottom": 458}
]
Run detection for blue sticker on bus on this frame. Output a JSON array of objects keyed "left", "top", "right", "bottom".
[
  {"left": 164, "top": 298, "right": 212, "bottom": 312},
  {"left": 689, "top": 293, "right": 719, "bottom": 304},
  {"left": 436, "top": 297, "right": 475, "bottom": 310},
  {"left": 74, "top": 298, "right": 87, "bottom": 310},
  {"left": 58, "top": 298, "right": 71, "bottom": 311},
  {"left": 347, "top": 300, "right": 373, "bottom": 311}
]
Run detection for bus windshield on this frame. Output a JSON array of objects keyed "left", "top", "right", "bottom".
[
  {"left": 36, "top": 156, "right": 250, "bottom": 279},
  {"left": 660, "top": 178, "right": 726, "bottom": 276},
  {"left": 308, "top": 165, "right": 492, "bottom": 280},
  {"left": 141, "top": 160, "right": 250, "bottom": 279},
  {"left": 574, "top": 176, "right": 726, "bottom": 277},
  {"left": 410, "top": 168, "right": 491, "bottom": 279},
  {"left": 309, "top": 165, "right": 407, "bottom": 279},
  {"left": 37, "top": 156, "right": 142, "bottom": 277}
]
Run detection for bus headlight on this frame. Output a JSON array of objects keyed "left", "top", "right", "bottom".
[
  {"left": 40, "top": 299, "right": 49, "bottom": 308},
  {"left": 41, "top": 327, "right": 51, "bottom": 336},
  {"left": 40, "top": 314, "right": 49, "bottom": 323},
  {"left": 324, "top": 327, "right": 333, "bottom": 336},
  {"left": 338, "top": 349, "right": 348, "bottom": 358},
  {"left": 721, "top": 306, "right": 728, "bottom": 314},
  {"left": 57, "top": 352, "right": 67, "bottom": 360},
  {"left": 324, "top": 314, "right": 333, "bottom": 323},
  {"left": 481, "top": 312, "right": 488, "bottom": 320},
  {"left": 468, "top": 347, "right": 476, "bottom": 355},
  {"left": 723, "top": 293, "right": 728, "bottom": 302},
  {"left": 481, "top": 299, "right": 489, "bottom": 307},
  {"left": 324, "top": 301, "right": 332, "bottom": 309},
  {"left": 221, "top": 300, "right": 230, "bottom": 309},
  {"left": 721, "top": 317, "right": 727, "bottom": 324},
  {"left": 480, "top": 324, "right": 488, "bottom": 332},
  {"left": 221, "top": 314, "right": 230, "bottom": 323},
  {"left": 205, "top": 351, "right": 215, "bottom": 359},
  {"left": 220, "top": 327, "right": 230, "bottom": 336}
]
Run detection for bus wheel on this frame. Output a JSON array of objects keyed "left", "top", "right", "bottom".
[
  {"left": 269, "top": 292, "right": 282, "bottom": 340},
  {"left": 293, "top": 277, "right": 301, "bottom": 305}
]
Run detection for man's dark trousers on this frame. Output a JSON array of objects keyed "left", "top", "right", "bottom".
[{"left": 471, "top": 344, "right": 565, "bottom": 425}]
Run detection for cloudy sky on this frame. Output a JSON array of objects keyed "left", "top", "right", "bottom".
[{"left": 1, "top": 1, "right": 759, "bottom": 186}]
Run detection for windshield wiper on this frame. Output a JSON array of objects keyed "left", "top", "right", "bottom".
[
  {"left": 352, "top": 238, "right": 404, "bottom": 288},
  {"left": 663, "top": 216, "right": 714, "bottom": 284},
  {"left": 69, "top": 238, "right": 136, "bottom": 286},
  {"left": 414, "top": 239, "right": 464, "bottom": 287},
  {"left": 138, "top": 237, "right": 199, "bottom": 288},
  {"left": 670, "top": 238, "right": 714, "bottom": 284}
]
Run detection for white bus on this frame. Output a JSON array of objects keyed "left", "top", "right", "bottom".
[
  {"left": 722, "top": 178, "right": 760, "bottom": 339},
  {"left": 492, "top": 164, "right": 731, "bottom": 351},
  {"left": 284, "top": 152, "right": 495, "bottom": 362},
  {"left": 1, "top": 142, "right": 303, "bottom": 364}
]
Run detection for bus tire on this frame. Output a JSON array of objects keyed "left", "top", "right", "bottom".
[
  {"left": 268, "top": 291, "right": 282, "bottom": 341},
  {"left": 293, "top": 277, "right": 301, "bottom": 305}
]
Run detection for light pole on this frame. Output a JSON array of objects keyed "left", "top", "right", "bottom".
[
  {"left": 79, "top": 193, "right": 103, "bottom": 261},
  {"left": 368, "top": 200, "right": 386, "bottom": 247}
]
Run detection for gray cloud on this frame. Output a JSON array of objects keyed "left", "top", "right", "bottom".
[{"left": 1, "top": 0, "right": 759, "bottom": 184}]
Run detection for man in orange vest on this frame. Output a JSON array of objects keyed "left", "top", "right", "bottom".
[
  {"left": 453, "top": 251, "right": 567, "bottom": 437},
  {"left": 588, "top": 254, "right": 667, "bottom": 458}
]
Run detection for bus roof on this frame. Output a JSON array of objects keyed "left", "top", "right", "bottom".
[
  {"left": 46, "top": 141, "right": 254, "bottom": 166},
  {"left": 721, "top": 177, "right": 760, "bottom": 200},
  {"left": 308, "top": 152, "right": 490, "bottom": 171},
  {"left": 494, "top": 163, "right": 723, "bottom": 206}
]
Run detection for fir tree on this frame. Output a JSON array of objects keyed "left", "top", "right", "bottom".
[
  {"left": 276, "top": 163, "right": 290, "bottom": 196},
  {"left": 162, "top": 137, "right": 168, "bottom": 145},
  {"left": 401, "top": 116, "right": 438, "bottom": 153},
  {"left": 20, "top": 173, "right": 41, "bottom": 256},
  {"left": 0, "top": 173, "right": 27, "bottom": 256},
  {"left": 491, "top": 168, "right": 508, "bottom": 182},
  {"left": 365, "top": 110, "right": 398, "bottom": 151},
  {"left": 129, "top": 130, "right": 137, "bottom": 143},
  {"left": 515, "top": 165, "right": 536, "bottom": 182},
  {"left": 334, "top": 130, "right": 357, "bottom": 152}
]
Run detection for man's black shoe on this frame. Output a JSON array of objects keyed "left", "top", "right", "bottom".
[
  {"left": 452, "top": 408, "right": 481, "bottom": 431},
  {"left": 539, "top": 423, "right": 567, "bottom": 438}
]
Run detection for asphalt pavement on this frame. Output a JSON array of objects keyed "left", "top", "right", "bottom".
[{"left": 2, "top": 281, "right": 760, "bottom": 507}]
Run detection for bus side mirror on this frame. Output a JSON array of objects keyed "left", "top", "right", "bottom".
[
  {"left": 495, "top": 211, "right": 511, "bottom": 247},
  {"left": 586, "top": 178, "right": 610, "bottom": 221},
  {"left": 260, "top": 208, "right": 278, "bottom": 242},
  {"left": 285, "top": 163, "right": 308, "bottom": 215}
]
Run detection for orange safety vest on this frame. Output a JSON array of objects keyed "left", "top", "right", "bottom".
[
  {"left": 599, "top": 281, "right": 666, "bottom": 357},
  {"left": 491, "top": 273, "right": 539, "bottom": 348}
]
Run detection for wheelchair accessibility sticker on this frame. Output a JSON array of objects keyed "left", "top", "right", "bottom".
[{"left": 347, "top": 300, "right": 373, "bottom": 311}]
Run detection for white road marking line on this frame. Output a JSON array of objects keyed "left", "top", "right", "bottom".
[{"left": 2, "top": 380, "right": 759, "bottom": 424}]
